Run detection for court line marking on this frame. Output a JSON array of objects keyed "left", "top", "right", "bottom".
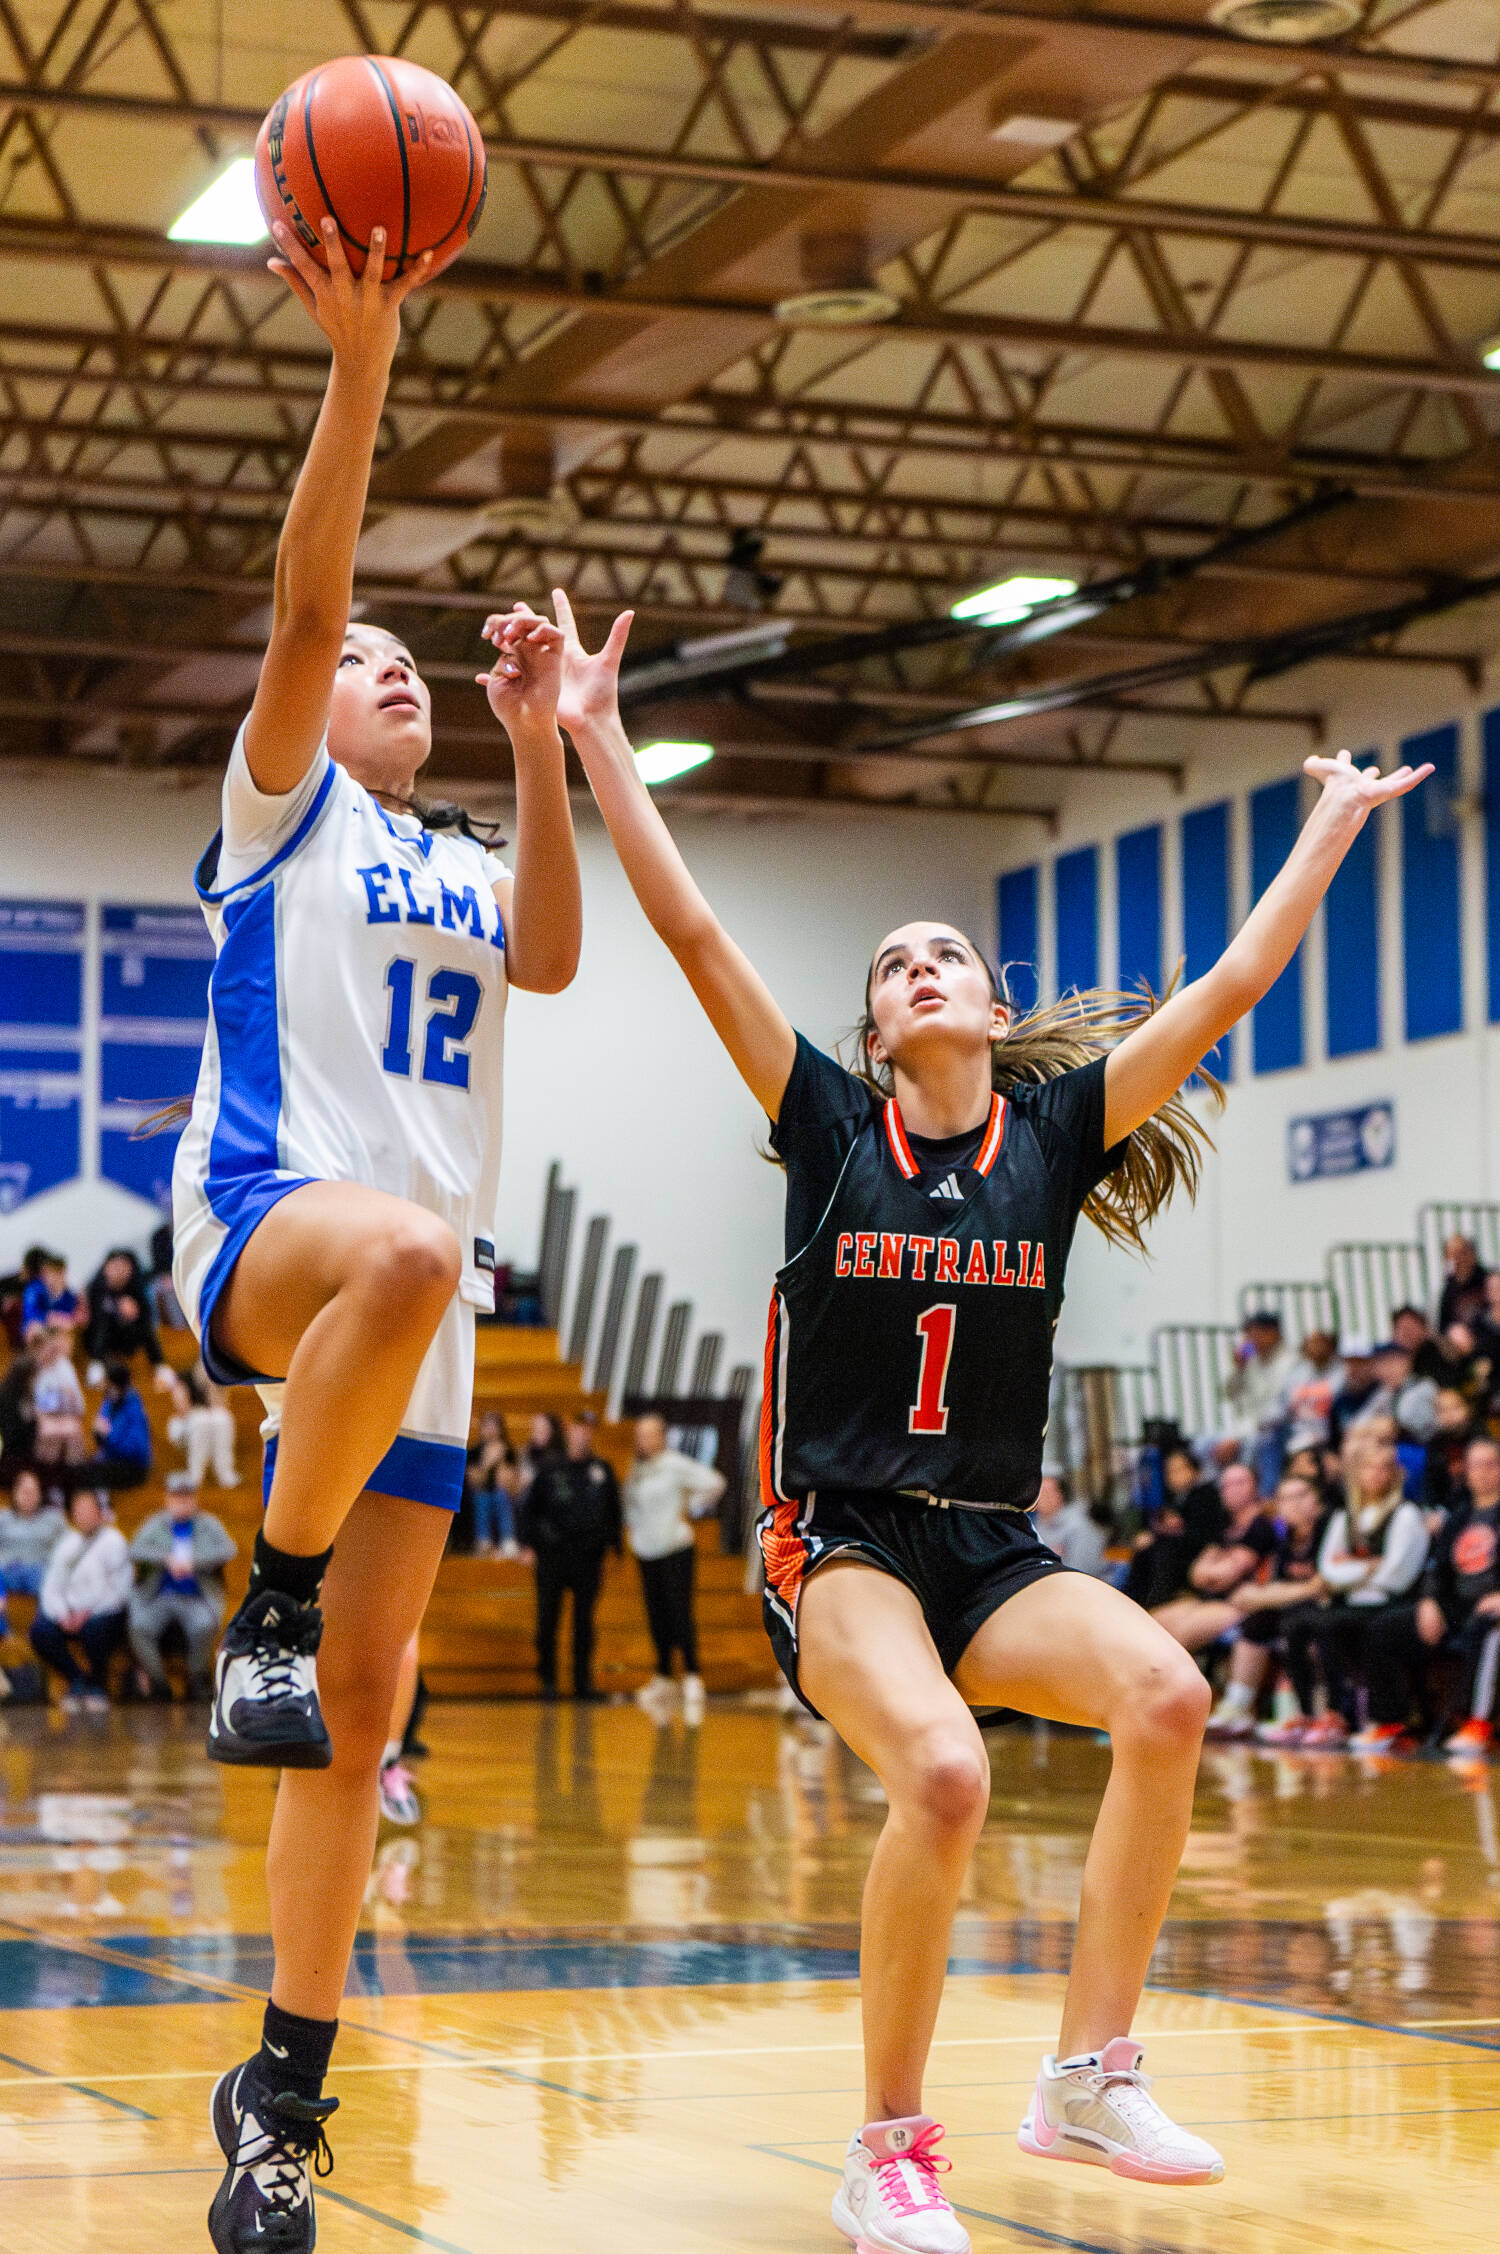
[
  {"left": 0, "top": 2041, "right": 155, "bottom": 2121},
  {"left": 320, "top": 2187, "right": 476, "bottom": 2251},
  {"left": 759, "top": 2145, "right": 1132, "bottom": 2254},
  {"left": 1401, "top": 2015, "right": 1500, "bottom": 2027},
  {"left": 0, "top": 2167, "right": 477, "bottom": 2250}
]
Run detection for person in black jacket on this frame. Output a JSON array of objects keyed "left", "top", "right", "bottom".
[
  {"left": 1369, "top": 1436, "right": 1500, "bottom": 1756},
  {"left": 82, "top": 1249, "right": 166, "bottom": 1381},
  {"left": 521, "top": 1411, "right": 622, "bottom": 1701}
]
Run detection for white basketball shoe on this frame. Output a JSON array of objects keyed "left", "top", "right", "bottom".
[
  {"left": 1018, "top": 2040, "right": 1224, "bottom": 2184},
  {"left": 831, "top": 2115, "right": 970, "bottom": 2254}
]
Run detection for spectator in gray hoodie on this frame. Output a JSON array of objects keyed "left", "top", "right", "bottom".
[
  {"left": 0, "top": 1468, "right": 66, "bottom": 1598},
  {"left": 127, "top": 1500, "right": 237, "bottom": 1699}
]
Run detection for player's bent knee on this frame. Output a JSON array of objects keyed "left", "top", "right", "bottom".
[
  {"left": 901, "top": 1738, "right": 991, "bottom": 1836},
  {"left": 360, "top": 1213, "right": 463, "bottom": 1318},
  {"left": 1121, "top": 1651, "right": 1212, "bottom": 1747}
]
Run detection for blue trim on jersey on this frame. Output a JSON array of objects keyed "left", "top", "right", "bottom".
[
  {"left": 195, "top": 756, "right": 338, "bottom": 903},
  {"left": 263, "top": 1431, "right": 466, "bottom": 1514}
]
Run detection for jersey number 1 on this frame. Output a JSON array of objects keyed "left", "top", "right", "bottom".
[
  {"left": 908, "top": 1303, "right": 957, "bottom": 1436},
  {"left": 382, "top": 959, "right": 482, "bottom": 1089}
]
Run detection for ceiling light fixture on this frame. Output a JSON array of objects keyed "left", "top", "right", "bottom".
[
  {"left": 989, "top": 114, "right": 1078, "bottom": 148},
  {"left": 1481, "top": 336, "right": 1500, "bottom": 373},
  {"left": 1207, "top": 0, "right": 1363, "bottom": 41},
  {"left": 635, "top": 740, "right": 714, "bottom": 786},
  {"left": 168, "top": 157, "right": 269, "bottom": 246},
  {"left": 771, "top": 286, "right": 900, "bottom": 328},
  {"left": 950, "top": 574, "right": 1079, "bottom": 627}
]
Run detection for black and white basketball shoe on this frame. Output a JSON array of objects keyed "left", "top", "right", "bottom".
[
  {"left": 209, "top": 2060, "right": 338, "bottom": 2253},
  {"left": 207, "top": 1589, "right": 333, "bottom": 1769}
]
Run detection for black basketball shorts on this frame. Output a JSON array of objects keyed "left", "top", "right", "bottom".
[{"left": 759, "top": 1487, "right": 1068, "bottom": 1716}]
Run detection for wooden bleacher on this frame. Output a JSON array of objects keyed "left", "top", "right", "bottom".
[{"left": 2, "top": 1320, "right": 776, "bottom": 1700}]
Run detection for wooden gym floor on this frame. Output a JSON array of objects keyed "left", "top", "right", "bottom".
[{"left": 2, "top": 1699, "right": 1499, "bottom": 2253}]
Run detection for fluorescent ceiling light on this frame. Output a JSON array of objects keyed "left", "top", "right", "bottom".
[
  {"left": 635, "top": 740, "right": 714, "bottom": 786},
  {"left": 1482, "top": 336, "right": 1500, "bottom": 373},
  {"left": 990, "top": 114, "right": 1078, "bottom": 148},
  {"left": 950, "top": 574, "right": 1078, "bottom": 627},
  {"left": 168, "top": 158, "right": 268, "bottom": 246}
]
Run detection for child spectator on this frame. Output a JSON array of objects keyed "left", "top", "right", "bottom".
[
  {"left": 84, "top": 1363, "right": 152, "bottom": 1492},
  {"left": 20, "top": 1248, "right": 82, "bottom": 1342},
  {"left": 1151, "top": 1462, "right": 1278, "bottom": 1655},
  {"left": 1297, "top": 1432, "right": 1430, "bottom": 1747},
  {"left": 466, "top": 1411, "right": 520, "bottom": 1555},
  {"left": 30, "top": 1488, "right": 132, "bottom": 1709},
  {"left": 83, "top": 1249, "right": 169, "bottom": 1386},
  {"left": 0, "top": 1467, "right": 66, "bottom": 1600},
  {"left": 127, "top": 1498, "right": 237, "bottom": 1701},
  {"left": 1032, "top": 1475, "right": 1112, "bottom": 1577},
  {"left": 164, "top": 1364, "right": 240, "bottom": 1493},
  {"left": 623, "top": 1414, "right": 726, "bottom": 1722},
  {"left": 1207, "top": 1473, "right": 1330, "bottom": 1738},
  {"left": 32, "top": 1329, "right": 86, "bottom": 1467}
]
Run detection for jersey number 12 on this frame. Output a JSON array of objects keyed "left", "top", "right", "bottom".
[
  {"left": 908, "top": 1303, "right": 957, "bottom": 1436},
  {"left": 381, "top": 958, "right": 482, "bottom": 1090}
]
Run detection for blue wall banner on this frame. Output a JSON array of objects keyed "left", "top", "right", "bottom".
[
  {"left": 996, "top": 865, "right": 1039, "bottom": 1013},
  {"left": 0, "top": 899, "right": 85, "bottom": 1213},
  {"left": 1115, "top": 823, "right": 1162, "bottom": 999},
  {"left": 1053, "top": 844, "right": 1098, "bottom": 997},
  {"left": 99, "top": 904, "right": 212, "bottom": 1210},
  {"left": 1287, "top": 1100, "right": 1395, "bottom": 1184},
  {"left": 1401, "top": 721, "right": 1463, "bottom": 1042},
  {"left": 1250, "top": 778, "right": 1305, "bottom": 1074},
  {"left": 1180, "top": 800, "right": 1232, "bottom": 1081}
]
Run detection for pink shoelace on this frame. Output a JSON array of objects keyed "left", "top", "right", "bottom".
[{"left": 870, "top": 2124, "right": 952, "bottom": 2216}]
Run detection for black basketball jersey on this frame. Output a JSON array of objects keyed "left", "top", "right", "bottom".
[{"left": 761, "top": 1035, "right": 1125, "bottom": 1511}]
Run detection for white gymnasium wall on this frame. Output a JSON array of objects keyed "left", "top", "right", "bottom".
[
  {"left": 0, "top": 765, "right": 1034, "bottom": 1369},
  {"left": 999, "top": 657, "right": 1500, "bottom": 1372}
]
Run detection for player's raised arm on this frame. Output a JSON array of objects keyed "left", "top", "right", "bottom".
[
  {"left": 1102, "top": 749, "right": 1433, "bottom": 1148},
  {"left": 243, "top": 219, "right": 432, "bottom": 795},
  {"left": 548, "top": 589, "right": 798, "bottom": 1121},
  {"left": 475, "top": 605, "right": 582, "bottom": 995}
]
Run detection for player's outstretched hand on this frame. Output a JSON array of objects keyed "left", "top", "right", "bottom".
[
  {"left": 477, "top": 603, "right": 566, "bottom": 736},
  {"left": 267, "top": 216, "right": 431, "bottom": 371},
  {"left": 551, "top": 588, "right": 633, "bottom": 739},
  {"left": 1304, "top": 745, "right": 1434, "bottom": 814}
]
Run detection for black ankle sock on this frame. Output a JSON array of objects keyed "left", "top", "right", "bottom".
[
  {"left": 257, "top": 2000, "right": 338, "bottom": 2103},
  {"left": 249, "top": 1530, "right": 334, "bottom": 1610}
]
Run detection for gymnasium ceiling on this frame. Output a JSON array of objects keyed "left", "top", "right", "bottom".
[{"left": 2, "top": 0, "right": 1500, "bottom": 822}]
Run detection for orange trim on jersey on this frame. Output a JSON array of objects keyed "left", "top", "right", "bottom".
[
  {"left": 974, "top": 1091, "right": 1007, "bottom": 1176},
  {"left": 758, "top": 1291, "right": 781, "bottom": 1508},
  {"left": 761, "top": 1496, "right": 812, "bottom": 1609},
  {"left": 883, "top": 1100, "right": 919, "bottom": 1178}
]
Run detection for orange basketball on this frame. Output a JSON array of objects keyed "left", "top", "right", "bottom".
[{"left": 255, "top": 55, "right": 486, "bottom": 282}]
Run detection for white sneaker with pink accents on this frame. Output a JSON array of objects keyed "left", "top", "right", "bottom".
[
  {"left": 831, "top": 2115, "right": 970, "bottom": 2254},
  {"left": 1017, "top": 2040, "right": 1224, "bottom": 2185}
]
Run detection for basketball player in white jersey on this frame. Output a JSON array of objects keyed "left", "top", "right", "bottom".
[{"left": 171, "top": 218, "right": 581, "bottom": 2253}]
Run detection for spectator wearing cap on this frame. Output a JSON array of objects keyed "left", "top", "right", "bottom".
[
  {"left": 1328, "top": 1340, "right": 1382, "bottom": 1450},
  {"left": 1390, "top": 1305, "right": 1447, "bottom": 1385},
  {"left": 1031, "top": 1475, "right": 1113, "bottom": 1577},
  {"left": 1438, "top": 1236, "right": 1490, "bottom": 1333},
  {"left": 1218, "top": 1311, "right": 1294, "bottom": 1493},
  {"left": 520, "top": 1411, "right": 623, "bottom": 1702}
]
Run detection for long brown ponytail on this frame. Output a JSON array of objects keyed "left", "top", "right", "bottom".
[{"left": 850, "top": 946, "right": 1224, "bottom": 1255}]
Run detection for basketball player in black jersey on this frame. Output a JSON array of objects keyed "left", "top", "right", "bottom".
[{"left": 498, "top": 590, "right": 1430, "bottom": 2252}]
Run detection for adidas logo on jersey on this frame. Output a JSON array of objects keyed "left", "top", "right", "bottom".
[
  {"left": 833, "top": 1230, "right": 1046, "bottom": 1290},
  {"left": 928, "top": 1173, "right": 965, "bottom": 1201}
]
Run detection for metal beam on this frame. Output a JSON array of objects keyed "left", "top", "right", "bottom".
[
  {"left": 0, "top": 216, "right": 1496, "bottom": 398},
  {"left": 2, "top": 80, "right": 1496, "bottom": 278}
]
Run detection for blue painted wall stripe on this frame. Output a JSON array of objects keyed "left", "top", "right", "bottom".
[
  {"left": 1054, "top": 845, "right": 1098, "bottom": 997},
  {"left": 996, "top": 865, "right": 1039, "bottom": 1014},
  {"left": 1180, "top": 800, "right": 1232, "bottom": 1080},
  {"left": 1401, "top": 721, "right": 1463, "bottom": 1041},
  {"left": 1485, "top": 708, "right": 1500, "bottom": 1026},
  {"left": 1324, "top": 771, "right": 1381, "bottom": 1058},
  {"left": 1249, "top": 778, "right": 1304, "bottom": 1073},
  {"left": 1115, "top": 823, "right": 1162, "bottom": 998}
]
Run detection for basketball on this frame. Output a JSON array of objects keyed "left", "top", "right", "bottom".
[{"left": 254, "top": 55, "right": 486, "bottom": 281}]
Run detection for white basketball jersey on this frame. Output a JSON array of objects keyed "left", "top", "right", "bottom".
[{"left": 173, "top": 729, "right": 509, "bottom": 1324}]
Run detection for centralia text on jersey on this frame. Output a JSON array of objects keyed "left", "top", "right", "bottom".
[{"left": 762, "top": 1059, "right": 1122, "bottom": 1513}]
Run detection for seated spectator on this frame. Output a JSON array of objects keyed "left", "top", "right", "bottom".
[
  {"left": 0, "top": 1467, "right": 66, "bottom": 1601},
  {"left": 1328, "top": 1341, "right": 1381, "bottom": 1449},
  {"left": 1218, "top": 1311, "right": 1294, "bottom": 1491},
  {"left": 1295, "top": 1432, "right": 1430, "bottom": 1747},
  {"left": 20, "top": 1247, "right": 83, "bottom": 1343},
  {"left": 1367, "top": 1341, "right": 1440, "bottom": 1445},
  {"left": 147, "top": 1219, "right": 188, "bottom": 1333},
  {"left": 1152, "top": 1462, "right": 1278, "bottom": 1654},
  {"left": 1207, "top": 1473, "right": 1329, "bottom": 1737},
  {"left": 127, "top": 1497, "right": 237, "bottom": 1701},
  {"left": 1438, "top": 1234, "right": 1489, "bottom": 1332},
  {"left": 1281, "top": 1330, "right": 1344, "bottom": 1454},
  {"left": 1391, "top": 1304, "right": 1447, "bottom": 1384},
  {"left": 467, "top": 1411, "right": 520, "bottom": 1556},
  {"left": 83, "top": 1248, "right": 169, "bottom": 1386},
  {"left": 521, "top": 1411, "right": 623, "bottom": 1701},
  {"left": 624, "top": 1414, "right": 726, "bottom": 1721},
  {"left": 30, "top": 1488, "right": 132, "bottom": 1710},
  {"left": 1422, "top": 1388, "right": 1481, "bottom": 1519},
  {"left": 1032, "top": 1474, "right": 1112, "bottom": 1577},
  {"left": 31, "top": 1329, "right": 86, "bottom": 1466},
  {"left": 518, "top": 1411, "right": 564, "bottom": 1488},
  {"left": 83, "top": 1362, "right": 152, "bottom": 1492},
  {"left": 164, "top": 1364, "right": 239, "bottom": 1493},
  {"left": 0, "top": 1349, "right": 37, "bottom": 1474},
  {"left": 1124, "top": 1445, "right": 1226, "bottom": 1610},
  {"left": 1419, "top": 1437, "right": 1500, "bottom": 1755}
]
